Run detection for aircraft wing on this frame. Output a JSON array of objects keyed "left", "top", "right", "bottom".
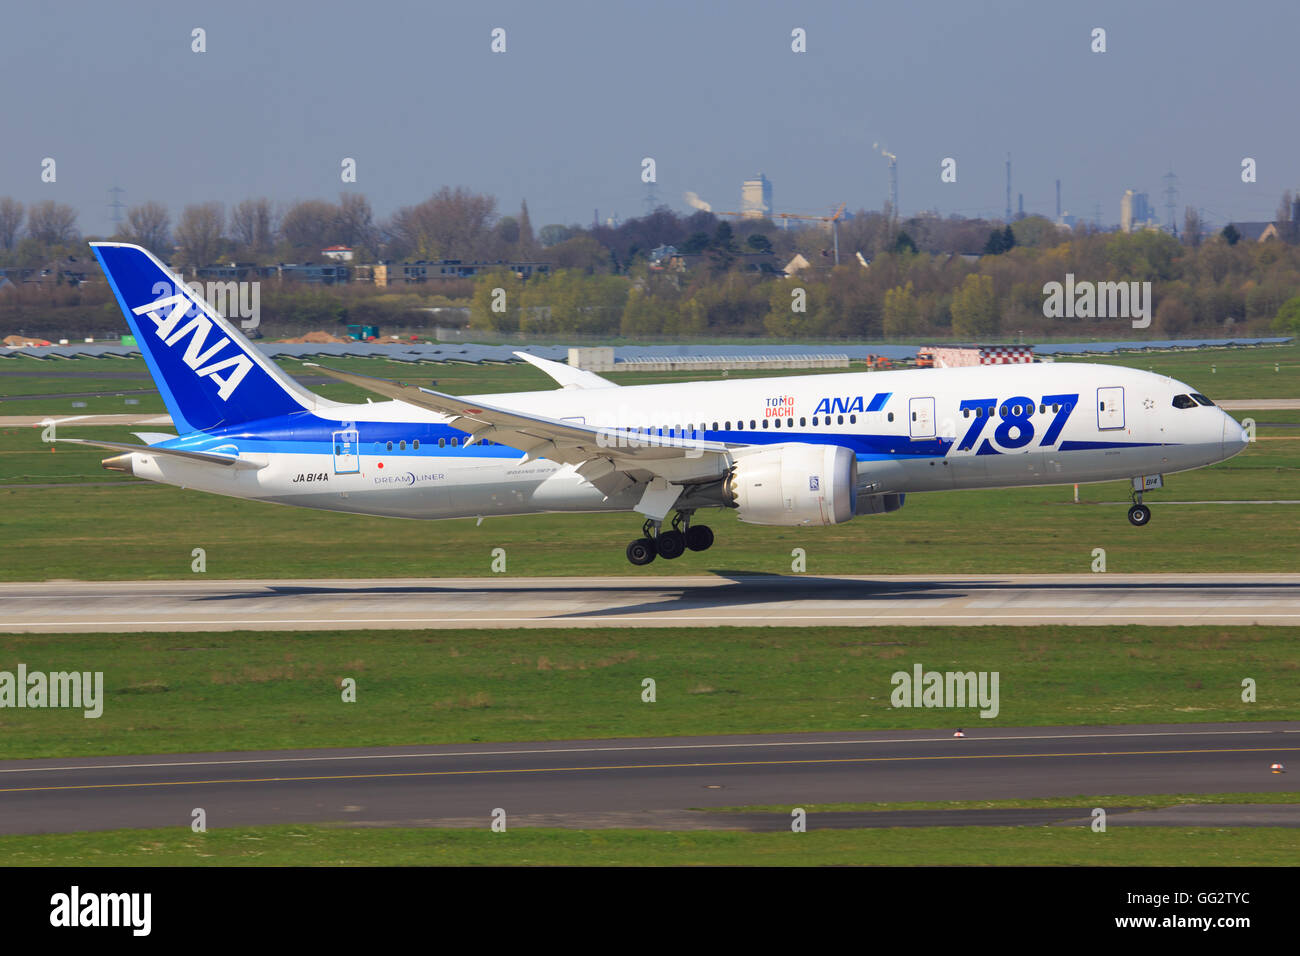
[{"left": 304, "top": 363, "right": 731, "bottom": 503}]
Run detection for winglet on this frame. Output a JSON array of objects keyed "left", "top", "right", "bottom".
[{"left": 513, "top": 351, "right": 617, "bottom": 389}]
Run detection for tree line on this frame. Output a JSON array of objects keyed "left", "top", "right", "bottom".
[{"left": 2, "top": 186, "right": 1299, "bottom": 339}]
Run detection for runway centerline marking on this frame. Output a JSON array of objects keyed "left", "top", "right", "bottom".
[
  {"left": 4, "top": 747, "right": 1296, "bottom": 794},
  {"left": 1, "top": 729, "right": 1288, "bottom": 775}
]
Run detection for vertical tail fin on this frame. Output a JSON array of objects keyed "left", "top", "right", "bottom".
[{"left": 91, "top": 242, "right": 316, "bottom": 433}]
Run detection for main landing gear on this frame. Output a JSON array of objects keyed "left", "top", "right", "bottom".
[
  {"left": 626, "top": 512, "right": 714, "bottom": 565},
  {"left": 1127, "top": 489, "right": 1152, "bottom": 527}
]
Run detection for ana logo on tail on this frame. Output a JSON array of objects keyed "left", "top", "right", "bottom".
[{"left": 131, "top": 290, "right": 252, "bottom": 400}]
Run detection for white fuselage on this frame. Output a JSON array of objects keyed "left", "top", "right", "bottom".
[{"left": 125, "top": 362, "right": 1248, "bottom": 520}]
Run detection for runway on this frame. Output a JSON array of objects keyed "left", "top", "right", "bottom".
[
  {"left": 4, "top": 573, "right": 1300, "bottom": 631},
  {"left": 1, "top": 723, "right": 1294, "bottom": 834}
]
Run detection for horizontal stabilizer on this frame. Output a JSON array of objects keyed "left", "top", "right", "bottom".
[{"left": 55, "top": 438, "right": 265, "bottom": 470}]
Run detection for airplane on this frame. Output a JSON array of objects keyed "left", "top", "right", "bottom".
[{"left": 69, "top": 242, "right": 1251, "bottom": 566}]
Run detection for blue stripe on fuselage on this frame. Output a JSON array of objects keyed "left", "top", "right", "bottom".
[
  {"left": 155, "top": 412, "right": 955, "bottom": 461},
  {"left": 152, "top": 412, "right": 1169, "bottom": 463}
]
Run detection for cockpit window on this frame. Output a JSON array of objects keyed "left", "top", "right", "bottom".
[
  {"left": 1190, "top": 393, "right": 1215, "bottom": 407},
  {"left": 1172, "top": 394, "right": 1197, "bottom": 409}
]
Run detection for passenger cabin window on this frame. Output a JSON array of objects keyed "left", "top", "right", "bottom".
[
  {"left": 1172, "top": 394, "right": 1197, "bottom": 409},
  {"left": 439, "top": 438, "right": 446, "bottom": 448},
  {"left": 799, "top": 417, "right": 806, "bottom": 427},
  {"left": 849, "top": 414, "right": 856, "bottom": 424},
  {"left": 413, "top": 440, "right": 420, "bottom": 450},
  {"left": 1190, "top": 393, "right": 1215, "bottom": 407},
  {"left": 386, "top": 441, "right": 393, "bottom": 451},
  {"left": 773, "top": 418, "right": 780, "bottom": 428},
  {"left": 887, "top": 412, "right": 894, "bottom": 422},
  {"left": 837, "top": 415, "right": 844, "bottom": 425},
  {"left": 762, "top": 419, "right": 769, "bottom": 428}
]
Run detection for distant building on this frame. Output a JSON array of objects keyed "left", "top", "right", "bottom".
[
  {"left": 648, "top": 244, "right": 677, "bottom": 267},
  {"left": 370, "top": 259, "right": 550, "bottom": 287},
  {"left": 741, "top": 174, "right": 773, "bottom": 219},
  {"left": 280, "top": 264, "right": 349, "bottom": 284},
  {"left": 1121, "top": 189, "right": 1160, "bottom": 233},
  {"left": 322, "top": 245, "right": 354, "bottom": 262}
]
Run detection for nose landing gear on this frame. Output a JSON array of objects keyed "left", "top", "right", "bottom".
[
  {"left": 625, "top": 512, "right": 715, "bottom": 565},
  {"left": 1127, "top": 489, "right": 1152, "bottom": 527}
]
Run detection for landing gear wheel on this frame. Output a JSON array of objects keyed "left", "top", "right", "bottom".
[
  {"left": 656, "top": 529, "right": 686, "bottom": 559},
  {"left": 627, "top": 538, "right": 657, "bottom": 565},
  {"left": 1127, "top": 504, "right": 1151, "bottom": 527},
  {"left": 684, "top": 524, "right": 714, "bottom": 552}
]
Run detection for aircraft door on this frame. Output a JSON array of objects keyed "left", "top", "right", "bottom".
[
  {"left": 1097, "top": 387, "right": 1125, "bottom": 430},
  {"left": 909, "top": 397, "right": 936, "bottom": 439},
  {"left": 332, "top": 428, "right": 360, "bottom": 474}
]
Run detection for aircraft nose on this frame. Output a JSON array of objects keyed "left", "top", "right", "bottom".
[{"left": 1222, "top": 412, "right": 1248, "bottom": 458}]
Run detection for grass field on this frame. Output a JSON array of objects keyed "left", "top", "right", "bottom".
[
  {"left": 1, "top": 414, "right": 1296, "bottom": 578},
  {"left": 0, "top": 342, "right": 1294, "bottom": 410},
  {"left": 2, "top": 344, "right": 1296, "bottom": 580},
  {"left": 4, "top": 345, "right": 1293, "bottom": 869},
  {"left": 2, "top": 823, "right": 1295, "bottom": 866},
  {"left": 1, "top": 625, "right": 1294, "bottom": 759},
  {"left": 1056, "top": 343, "right": 1299, "bottom": 399},
  {"left": 0, "top": 354, "right": 862, "bottom": 415}
]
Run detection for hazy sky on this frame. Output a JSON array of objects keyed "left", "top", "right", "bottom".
[{"left": 4, "top": 0, "right": 1296, "bottom": 236}]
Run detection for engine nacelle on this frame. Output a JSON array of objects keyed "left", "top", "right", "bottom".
[{"left": 725, "top": 443, "right": 857, "bottom": 526}]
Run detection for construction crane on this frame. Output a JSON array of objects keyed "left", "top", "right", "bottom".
[
  {"left": 778, "top": 203, "right": 846, "bottom": 265},
  {"left": 706, "top": 202, "right": 847, "bottom": 265}
]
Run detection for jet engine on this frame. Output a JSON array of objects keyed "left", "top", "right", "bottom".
[{"left": 724, "top": 443, "right": 857, "bottom": 526}]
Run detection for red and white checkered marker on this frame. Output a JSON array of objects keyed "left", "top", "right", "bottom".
[
  {"left": 979, "top": 346, "right": 1035, "bottom": 365},
  {"left": 1270, "top": 762, "right": 1285, "bottom": 773}
]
